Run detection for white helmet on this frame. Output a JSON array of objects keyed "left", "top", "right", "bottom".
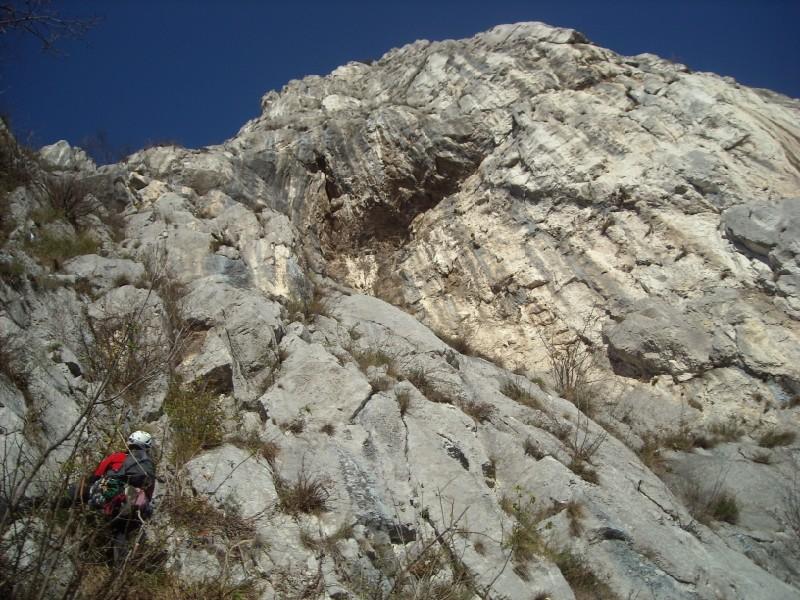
[{"left": 128, "top": 430, "right": 152, "bottom": 448}]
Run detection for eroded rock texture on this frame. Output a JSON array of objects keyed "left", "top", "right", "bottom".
[{"left": 2, "top": 22, "right": 799, "bottom": 600}]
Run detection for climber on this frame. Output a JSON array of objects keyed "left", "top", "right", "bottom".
[
  {"left": 85, "top": 430, "right": 157, "bottom": 565},
  {"left": 86, "top": 430, "right": 156, "bottom": 513}
]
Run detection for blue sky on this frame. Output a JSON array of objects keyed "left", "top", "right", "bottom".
[{"left": 2, "top": 0, "right": 798, "bottom": 160}]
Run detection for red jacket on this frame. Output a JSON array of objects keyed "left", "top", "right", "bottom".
[{"left": 93, "top": 451, "right": 128, "bottom": 478}]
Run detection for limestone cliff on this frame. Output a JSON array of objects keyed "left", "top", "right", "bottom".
[{"left": 1, "top": 22, "right": 799, "bottom": 600}]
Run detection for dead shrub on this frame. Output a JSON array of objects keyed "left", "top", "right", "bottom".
[
  {"left": 538, "top": 307, "right": 601, "bottom": 414},
  {"left": 80, "top": 303, "right": 171, "bottom": 402},
  {"left": 281, "top": 417, "right": 305, "bottom": 435},
  {"left": 461, "top": 400, "right": 494, "bottom": 423},
  {"left": 758, "top": 429, "right": 796, "bottom": 448},
  {"left": 259, "top": 440, "right": 280, "bottom": 466},
  {"left": 44, "top": 174, "right": 97, "bottom": 227},
  {"left": 568, "top": 459, "right": 599, "bottom": 485},
  {"left": 319, "top": 423, "right": 336, "bottom": 436},
  {"left": 405, "top": 367, "right": 456, "bottom": 404},
  {"left": 566, "top": 501, "right": 585, "bottom": 537},
  {"left": 550, "top": 548, "right": 617, "bottom": 600},
  {"left": 162, "top": 493, "right": 255, "bottom": 540}
]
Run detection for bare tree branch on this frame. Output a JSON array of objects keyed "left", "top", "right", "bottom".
[{"left": 0, "top": 1, "right": 99, "bottom": 52}]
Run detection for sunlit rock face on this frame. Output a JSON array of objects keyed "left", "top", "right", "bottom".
[{"left": 2, "top": 22, "right": 800, "bottom": 600}]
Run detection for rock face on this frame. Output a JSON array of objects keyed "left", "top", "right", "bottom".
[{"left": 1, "top": 21, "right": 799, "bottom": 600}]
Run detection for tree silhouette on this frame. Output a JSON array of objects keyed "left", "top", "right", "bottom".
[{"left": 0, "top": 0, "right": 98, "bottom": 52}]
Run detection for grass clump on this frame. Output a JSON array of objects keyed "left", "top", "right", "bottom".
[
  {"left": 705, "top": 418, "right": 744, "bottom": 444},
  {"left": 162, "top": 494, "right": 255, "bottom": 540},
  {"left": 27, "top": 230, "right": 99, "bottom": 264},
  {"left": 275, "top": 467, "right": 331, "bottom": 516},
  {"left": 284, "top": 286, "right": 330, "bottom": 324},
  {"left": 164, "top": 380, "right": 224, "bottom": 466},
  {"left": 406, "top": 367, "right": 456, "bottom": 404},
  {"left": 566, "top": 501, "right": 585, "bottom": 537},
  {"left": 568, "top": 459, "right": 599, "bottom": 485},
  {"left": 758, "top": 429, "right": 796, "bottom": 448},
  {"left": 551, "top": 549, "right": 618, "bottom": 600},
  {"left": 679, "top": 474, "right": 740, "bottom": 526},
  {"left": 461, "top": 400, "right": 494, "bottom": 423},
  {"left": 354, "top": 347, "right": 394, "bottom": 373},
  {"left": 708, "top": 492, "right": 740, "bottom": 524},
  {"left": 501, "top": 379, "right": 542, "bottom": 410}
]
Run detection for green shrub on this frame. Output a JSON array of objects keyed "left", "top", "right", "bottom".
[
  {"left": 709, "top": 492, "right": 740, "bottom": 524},
  {"left": 501, "top": 495, "right": 544, "bottom": 565},
  {"left": 164, "top": 381, "right": 223, "bottom": 466},
  {"left": 27, "top": 230, "right": 99, "bottom": 263},
  {"left": 0, "top": 257, "right": 26, "bottom": 289}
]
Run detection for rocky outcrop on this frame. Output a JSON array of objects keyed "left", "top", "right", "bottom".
[{"left": 1, "top": 21, "right": 799, "bottom": 600}]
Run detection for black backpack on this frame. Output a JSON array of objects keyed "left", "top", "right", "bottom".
[{"left": 116, "top": 448, "right": 155, "bottom": 489}]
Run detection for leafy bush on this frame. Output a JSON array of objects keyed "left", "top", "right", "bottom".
[{"left": 164, "top": 380, "right": 224, "bottom": 466}]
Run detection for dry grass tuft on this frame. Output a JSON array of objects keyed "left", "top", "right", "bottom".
[
  {"left": 461, "top": 400, "right": 494, "bottom": 423},
  {"left": 275, "top": 468, "right": 331, "bottom": 516},
  {"left": 501, "top": 380, "right": 542, "bottom": 410},
  {"left": 758, "top": 429, "right": 796, "bottom": 448}
]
